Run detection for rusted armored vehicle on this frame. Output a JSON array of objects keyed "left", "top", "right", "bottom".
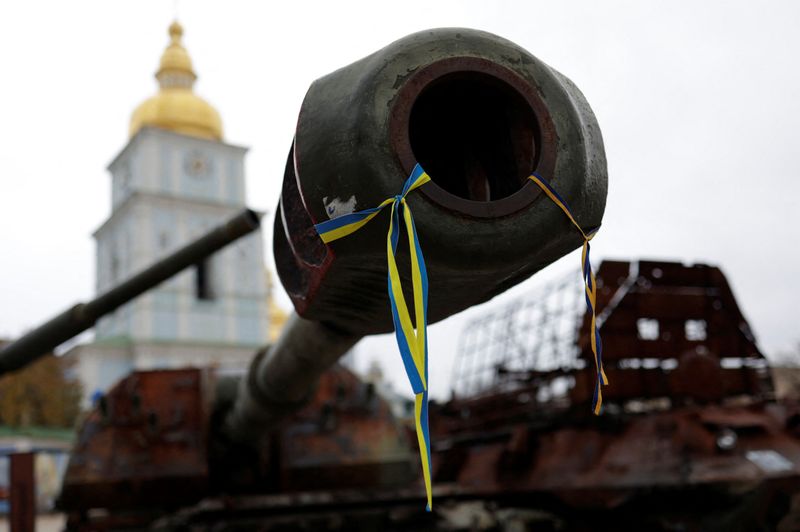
[
  {"left": 49, "top": 260, "right": 800, "bottom": 531},
  {"left": 434, "top": 259, "right": 800, "bottom": 531},
  {"left": 0, "top": 27, "right": 611, "bottom": 530},
  {"left": 4, "top": 24, "right": 797, "bottom": 532}
]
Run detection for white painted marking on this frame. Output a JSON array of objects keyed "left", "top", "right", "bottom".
[{"left": 323, "top": 195, "right": 357, "bottom": 219}]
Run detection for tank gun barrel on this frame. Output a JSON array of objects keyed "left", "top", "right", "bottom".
[
  {"left": 0, "top": 208, "right": 261, "bottom": 376},
  {"left": 223, "top": 28, "right": 608, "bottom": 443}
]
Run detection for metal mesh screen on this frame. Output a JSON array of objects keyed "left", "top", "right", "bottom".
[{"left": 453, "top": 270, "right": 584, "bottom": 398}]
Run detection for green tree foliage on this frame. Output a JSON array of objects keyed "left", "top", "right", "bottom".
[{"left": 0, "top": 353, "right": 82, "bottom": 428}]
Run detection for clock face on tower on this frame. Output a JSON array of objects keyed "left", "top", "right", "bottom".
[{"left": 184, "top": 150, "right": 213, "bottom": 178}]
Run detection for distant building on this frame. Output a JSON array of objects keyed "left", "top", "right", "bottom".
[{"left": 68, "top": 22, "right": 282, "bottom": 406}]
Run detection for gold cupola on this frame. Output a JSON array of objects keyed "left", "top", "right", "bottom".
[{"left": 129, "top": 21, "right": 223, "bottom": 141}]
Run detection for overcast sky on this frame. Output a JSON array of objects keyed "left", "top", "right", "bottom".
[{"left": 1, "top": 1, "right": 798, "bottom": 399}]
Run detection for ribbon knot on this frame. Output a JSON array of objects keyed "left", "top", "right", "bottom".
[
  {"left": 314, "top": 165, "right": 608, "bottom": 513},
  {"left": 315, "top": 164, "right": 434, "bottom": 510}
]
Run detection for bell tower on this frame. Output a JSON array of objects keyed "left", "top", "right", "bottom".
[{"left": 73, "top": 22, "right": 269, "bottom": 404}]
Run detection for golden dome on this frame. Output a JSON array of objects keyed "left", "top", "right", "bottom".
[{"left": 129, "top": 21, "right": 223, "bottom": 141}]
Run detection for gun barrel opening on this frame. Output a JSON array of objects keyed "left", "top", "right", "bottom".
[
  {"left": 391, "top": 58, "right": 556, "bottom": 217},
  {"left": 410, "top": 72, "right": 536, "bottom": 201}
]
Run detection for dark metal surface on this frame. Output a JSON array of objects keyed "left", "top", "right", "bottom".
[
  {"left": 455, "top": 259, "right": 773, "bottom": 409},
  {"left": 59, "top": 368, "right": 212, "bottom": 512},
  {"left": 275, "top": 27, "right": 607, "bottom": 335},
  {"left": 58, "top": 261, "right": 800, "bottom": 531},
  {"left": 427, "top": 259, "right": 797, "bottom": 529},
  {"left": 571, "top": 260, "right": 772, "bottom": 408},
  {"left": 223, "top": 314, "right": 360, "bottom": 442},
  {"left": 9, "top": 452, "right": 35, "bottom": 532},
  {"left": 231, "top": 27, "right": 609, "bottom": 445},
  {"left": 64, "top": 365, "right": 415, "bottom": 530},
  {"left": 277, "top": 365, "right": 414, "bottom": 491},
  {"left": 389, "top": 56, "right": 558, "bottom": 216},
  {"left": 0, "top": 209, "right": 261, "bottom": 375}
]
